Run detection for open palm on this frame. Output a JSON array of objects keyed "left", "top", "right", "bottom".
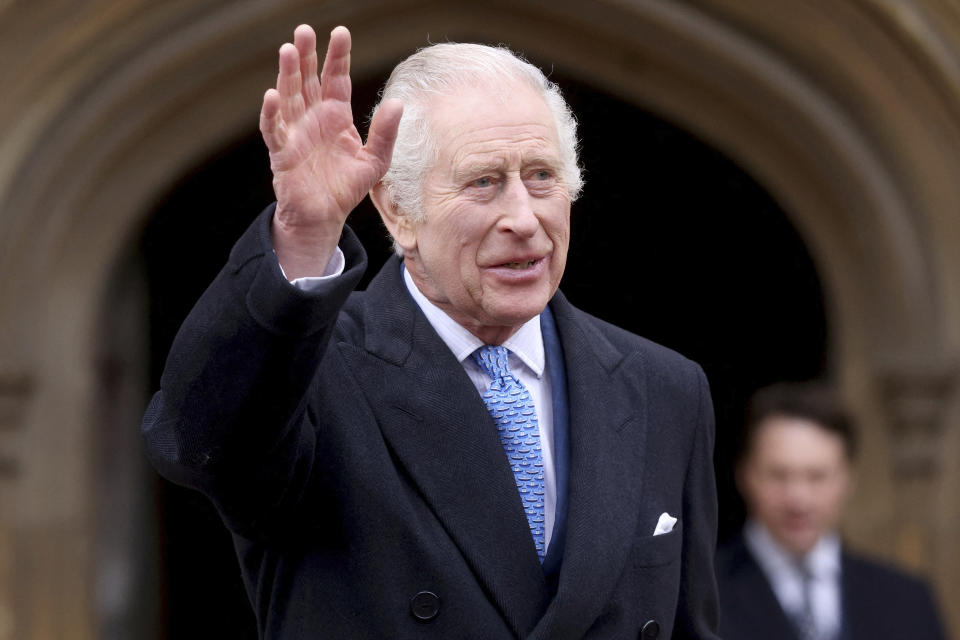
[{"left": 260, "top": 25, "right": 402, "bottom": 276}]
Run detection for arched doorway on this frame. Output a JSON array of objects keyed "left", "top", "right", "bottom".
[{"left": 2, "top": 1, "right": 958, "bottom": 637}]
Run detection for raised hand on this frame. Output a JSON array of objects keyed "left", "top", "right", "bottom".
[{"left": 260, "top": 25, "right": 403, "bottom": 279}]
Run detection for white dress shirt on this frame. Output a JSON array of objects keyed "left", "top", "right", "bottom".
[
  {"left": 286, "top": 248, "right": 557, "bottom": 551},
  {"left": 744, "top": 520, "right": 843, "bottom": 639}
]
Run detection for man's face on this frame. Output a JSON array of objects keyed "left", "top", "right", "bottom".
[
  {"left": 400, "top": 82, "right": 571, "bottom": 344},
  {"left": 738, "top": 416, "right": 852, "bottom": 556}
]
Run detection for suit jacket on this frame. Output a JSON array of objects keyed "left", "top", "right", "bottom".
[
  {"left": 143, "top": 205, "right": 720, "bottom": 639},
  {"left": 715, "top": 533, "right": 947, "bottom": 640}
]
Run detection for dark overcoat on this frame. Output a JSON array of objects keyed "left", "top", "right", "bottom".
[{"left": 143, "top": 205, "right": 720, "bottom": 639}]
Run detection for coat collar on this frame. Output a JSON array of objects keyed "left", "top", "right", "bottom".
[{"left": 723, "top": 535, "right": 804, "bottom": 639}]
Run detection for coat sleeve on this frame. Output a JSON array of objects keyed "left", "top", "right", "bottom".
[
  {"left": 673, "top": 365, "right": 721, "bottom": 639},
  {"left": 141, "top": 203, "right": 367, "bottom": 539}
]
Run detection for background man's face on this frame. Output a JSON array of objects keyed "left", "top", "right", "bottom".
[
  {"left": 402, "top": 81, "right": 571, "bottom": 343},
  {"left": 738, "top": 416, "right": 852, "bottom": 556}
]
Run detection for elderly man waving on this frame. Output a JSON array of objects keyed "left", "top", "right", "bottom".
[{"left": 143, "top": 24, "right": 720, "bottom": 639}]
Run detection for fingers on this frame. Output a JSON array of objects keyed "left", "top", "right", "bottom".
[
  {"left": 277, "top": 42, "right": 306, "bottom": 123},
  {"left": 319, "top": 25, "right": 352, "bottom": 103},
  {"left": 294, "top": 25, "right": 321, "bottom": 107},
  {"left": 259, "top": 88, "right": 285, "bottom": 153},
  {"left": 363, "top": 99, "right": 404, "bottom": 169},
  {"left": 273, "top": 24, "right": 347, "bottom": 120}
]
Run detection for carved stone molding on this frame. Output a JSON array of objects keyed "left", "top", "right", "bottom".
[
  {"left": 876, "top": 355, "right": 959, "bottom": 477},
  {"left": 0, "top": 366, "right": 33, "bottom": 479}
]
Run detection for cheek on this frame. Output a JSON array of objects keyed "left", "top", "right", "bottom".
[
  {"left": 757, "top": 486, "right": 788, "bottom": 513},
  {"left": 428, "top": 211, "right": 488, "bottom": 289},
  {"left": 422, "top": 207, "right": 477, "bottom": 258},
  {"left": 444, "top": 204, "right": 489, "bottom": 248},
  {"left": 547, "top": 204, "right": 571, "bottom": 246},
  {"left": 823, "top": 486, "right": 849, "bottom": 515}
]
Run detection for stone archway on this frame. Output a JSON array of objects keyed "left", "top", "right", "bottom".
[{"left": 1, "top": 1, "right": 958, "bottom": 636}]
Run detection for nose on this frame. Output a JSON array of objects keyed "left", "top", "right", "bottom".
[
  {"left": 497, "top": 175, "right": 539, "bottom": 238},
  {"left": 782, "top": 475, "right": 815, "bottom": 510}
]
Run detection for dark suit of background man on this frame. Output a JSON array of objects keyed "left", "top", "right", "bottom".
[
  {"left": 716, "top": 382, "right": 946, "bottom": 640},
  {"left": 142, "top": 24, "right": 721, "bottom": 639}
]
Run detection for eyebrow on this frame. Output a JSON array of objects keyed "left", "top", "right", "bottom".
[
  {"left": 452, "top": 154, "right": 561, "bottom": 182},
  {"left": 453, "top": 161, "right": 503, "bottom": 181}
]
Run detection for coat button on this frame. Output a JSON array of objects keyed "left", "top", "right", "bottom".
[
  {"left": 410, "top": 591, "right": 440, "bottom": 622},
  {"left": 640, "top": 619, "right": 660, "bottom": 639}
]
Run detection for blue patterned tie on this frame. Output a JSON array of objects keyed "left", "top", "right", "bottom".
[{"left": 472, "top": 345, "right": 546, "bottom": 561}]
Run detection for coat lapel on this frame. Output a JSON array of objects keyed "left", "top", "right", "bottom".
[
  {"left": 727, "top": 537, "right": 801, "bottom": 639},
  {"left": 338, "top": 258, "right": 550, "bottom": 637},
  {"left": 530, "top": 292, "right": 650, "bottom": 639}
]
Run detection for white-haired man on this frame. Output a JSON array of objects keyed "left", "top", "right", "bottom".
[{"left": 143, "top": 25, "right": 720, "bottom": 639}]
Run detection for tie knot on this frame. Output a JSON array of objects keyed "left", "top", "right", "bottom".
[
  {"left": 472, "top": 345, "right": 512, "bottom": 381},
  {"left": 794, "top": 557, "right": 814, "bottom": 581}
]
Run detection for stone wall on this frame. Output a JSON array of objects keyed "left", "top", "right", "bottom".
[{"left": 0, "top": 1, "right": 957, "bottom": 636}]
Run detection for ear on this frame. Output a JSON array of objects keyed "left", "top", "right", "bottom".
[{"left": 370, "top": 181, "right": 418, "bottom": 254}]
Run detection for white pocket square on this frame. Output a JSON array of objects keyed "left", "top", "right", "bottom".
[{"left": 653, "top": 512, "right": 677, "bottom": 536}]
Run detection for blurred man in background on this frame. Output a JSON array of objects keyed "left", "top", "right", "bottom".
[{"left": 715, "top": 382, "right": 946, "bottom": 640}]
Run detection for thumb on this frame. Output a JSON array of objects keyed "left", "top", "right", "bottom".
[{"left": 362, "top": 99, "right": 403, "bottom": 172}]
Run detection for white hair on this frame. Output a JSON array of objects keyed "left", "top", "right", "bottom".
[{"left": 369, "top": 41, "right": 583, "bottom": 250}]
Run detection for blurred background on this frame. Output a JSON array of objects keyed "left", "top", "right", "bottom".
[{"left": 1, "top": 0, "right": 959, "bottom": 637}]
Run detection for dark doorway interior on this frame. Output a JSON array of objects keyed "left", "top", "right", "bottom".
[{"left": 140, "top": 69, "right": 827, "bottom": 637}]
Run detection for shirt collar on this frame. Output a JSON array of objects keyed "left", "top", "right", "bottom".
[
  {"left": 744, "top": 519, "right": 842, "bottom": 579},
  {"left": 402, "top": 265, "right": 545, "bottom": 377},
  {"left": 806, "top": 530, "right": 842, "bottom": 577}
]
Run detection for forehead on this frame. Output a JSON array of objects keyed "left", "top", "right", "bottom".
[
  {"left": 425, "top": 82, "right": 561, "bottom": 167},
  {"left": 749, "top": 416, "right": 848, "bottom": 468}
]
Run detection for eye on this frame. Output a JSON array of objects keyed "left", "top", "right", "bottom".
[
  {"left": 473, "top": 176, "right": 494, "bottom": 188},
  {"left": 525, "top": 168, "right": 556, "bottom": 186},
  {"left": 766, "top": 468, "right": 790, "bottom": 484}
]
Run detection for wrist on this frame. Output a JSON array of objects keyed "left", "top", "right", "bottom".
[{"left": 271, "top": 214, "right": 343, "bottom": 281}]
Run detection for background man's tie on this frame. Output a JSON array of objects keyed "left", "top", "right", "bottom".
[
  {"left": 794, "top": 562, "right": 821, "bottom": 640},
  {"left": 473, "top": 345, "right": 546, "bottom": 561}
]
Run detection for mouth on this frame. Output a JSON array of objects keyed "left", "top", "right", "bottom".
[{"left": 500, "top": 258, "right": 540, "bottom": 270}]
